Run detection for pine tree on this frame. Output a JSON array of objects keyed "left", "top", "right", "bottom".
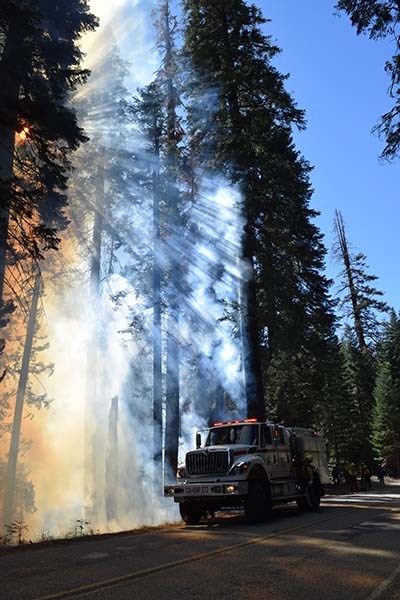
[
  {"left": 333, "top": 210, "right": 388, "bottom": 350},
  {"left": 2, "top": 271, "right": 41, "bottom": 525},
  {"left": 332, "top": 210, "right": 390, "bottom": 464},
  {"left": 340, "top": 327, "right": 376, "bottom": 463},
  {"left": 1, "top": 190, "right": 67, "bottom": 526},
  {"left": 0, "top": 1, "right": 97, "bottom": 354},
  {"left": 68, "top": 37, "right": 134, "bottom": 521},
  {"left": 373, "top": 311, "right": 400, "bottom": 475},
  {"left": 183, "top": 0, "right": 335, "bottom": 422},
  {"left": 316, "top": 331, "right": 358, "bottom": 464},
  {"left": 0, "top": 0, "right": 97, "bottom": 295},
  {"left": 156, "top": 0, "right": 183, "bottom": 477},
  {"left": 130, "top": 81, "right": 164, "bottom": 479},
  {"left": 336, "top": 1, "right": 400, "bottom": 159}
]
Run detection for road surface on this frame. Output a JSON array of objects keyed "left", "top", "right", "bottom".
[{"left": 1, "top": 484, "right": 400, "bottom": 600}]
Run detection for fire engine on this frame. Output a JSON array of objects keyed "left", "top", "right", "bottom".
[{"left": 164, "top": 419, "right": 330, "bottom": 524}]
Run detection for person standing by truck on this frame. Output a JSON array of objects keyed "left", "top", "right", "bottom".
[
  {"left": 348, "top": 462, "right": 358, "bottom": 493},
  {"left": 376, "top": 464, "right": 386, "bottom": 488},
  {"left": 332, "top": 464, "right": 340, "bottom": 485}
]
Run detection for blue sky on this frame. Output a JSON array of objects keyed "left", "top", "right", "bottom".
[{"left": 259, "top": 1, "right": 398, "bottom": 309}]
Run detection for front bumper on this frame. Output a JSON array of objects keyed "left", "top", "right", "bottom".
[{"left": 164, "top": 480, "right": 248, "bottom": 502}]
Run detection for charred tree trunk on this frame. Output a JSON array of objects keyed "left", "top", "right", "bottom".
[
  {"left": 105, "top": 396, "right": 119, "bottom": 523},
  {"left": 84, "top": 164, "right": 105, "bottom": 521},
  {"left": 2, "top": 271, "right": 41, "bottom": 525}
]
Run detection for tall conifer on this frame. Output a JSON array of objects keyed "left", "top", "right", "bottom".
[{"left": 183, "top": 0, "right": 335, "bottom": 421}]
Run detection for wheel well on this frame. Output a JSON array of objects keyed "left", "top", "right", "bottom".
[{"left": 247, "top": 464, "right": 269, "bottom": 482}]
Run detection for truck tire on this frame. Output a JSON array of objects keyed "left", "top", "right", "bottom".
[
  {"left": 244, "top": 481, "right": 271, "bottom": 523},
  {"left": 179, "top": 501, "right": 203, "bottom": 525},
  {"left": 296, "top": 496, "right": 307, "bottom": 512}
]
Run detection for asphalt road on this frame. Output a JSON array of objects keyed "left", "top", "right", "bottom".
[{"left": 1, "top": 484, "right": 400, "bottom": 600}]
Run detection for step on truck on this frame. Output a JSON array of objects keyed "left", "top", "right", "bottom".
[{"left": 164, "top": 419, "right": 330, "bottom": 524}]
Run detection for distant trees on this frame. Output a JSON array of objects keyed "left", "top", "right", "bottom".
[
  {"left": 373, "top": 312, "right": 400, "bottom": 476},
  {"left": 331, "top": 210, "right": 389, "bottom": 464}
]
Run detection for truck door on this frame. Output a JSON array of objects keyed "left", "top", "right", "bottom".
[
  {"left": 274, "top": 426, "right": 292, "bottom": 478},
  {"left": 260, "top": 425, "right": 281, "bottom": 479}
]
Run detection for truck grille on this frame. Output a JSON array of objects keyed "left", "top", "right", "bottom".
[{"left": 186, "top": 450, "right": 229, "bottom": 476}]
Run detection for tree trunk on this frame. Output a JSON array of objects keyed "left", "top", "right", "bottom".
[
  {"left": 105, "top": 396, "right": 119, "bottom": 523},
  {"left": 219, "top": 8, "right": 265, "bottom": 420},
  {"left": 162, "top": 0, "right": 181, "bottom": 480},
  {"left": 242, "top": 235, "right": 266, "bottom": 420},
  {"left": 152, "top": 149, "right": 163, "bottom": 478},
  {"left": 334, "top": 210, "right": 367, "bottom": 351},
  {"left": 165, "top": 307, "right": 180, "bottom": 478},
  {"left": 2, "top": 271, "right": 41, "bottom": 525},
  {"left": 84, "top": 165, "right": 105, "bottom": 522}
]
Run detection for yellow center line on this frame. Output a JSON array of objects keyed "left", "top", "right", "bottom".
[{"left": 32, "top": 511, "right": 351, "bottom": 600}]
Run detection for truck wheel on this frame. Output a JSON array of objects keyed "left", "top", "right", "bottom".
[
  {"left": 179, "top": 501, "right": 203, "bottom": 525},
  {"left": 245, "top": 481, "right": 271, "bottom": 523},
  {"left": 296, "top": 496, "right": 307, "bottom": 512}
]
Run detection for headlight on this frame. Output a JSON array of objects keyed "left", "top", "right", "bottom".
[
  {"left": 177, "top": 465, "right": 186, "bottom": 479},
  {"left": 229, "top": 462, "right": 249, "bottom": 476}
]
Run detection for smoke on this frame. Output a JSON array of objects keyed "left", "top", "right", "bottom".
[{"left": 1, "top": 0, "right": 251, "bottom": 540}]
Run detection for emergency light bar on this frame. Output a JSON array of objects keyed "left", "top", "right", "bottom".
[{"left": 212, "top": 418, "right": 258, "bottom": 426}]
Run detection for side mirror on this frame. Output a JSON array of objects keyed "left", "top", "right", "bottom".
[{"left": 196, "top": 432, "right": 201, "bottom": 449}]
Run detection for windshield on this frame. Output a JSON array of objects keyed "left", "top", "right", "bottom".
[{"left": 205, "top": 425, "right": 259, "bottom": 447}]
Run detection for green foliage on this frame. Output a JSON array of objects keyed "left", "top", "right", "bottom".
[
  {"left": 0, "top": 0, "right": 97, "bottom": 272},
  {"left": 0, "top": 459, "right": 36, "bottom": 521},
  {"left": 334, "top": 210, "right": 388, "bottom": 349},
  {"left": 317, "top": 338, "right": 356, "bottom": 463},
  {"left": 336, "top": 1, "right": 400, "bottom": 159},
  {"left": 183, "top": 0, "right": 337, "bottom": 419},
  {"left": 340, "top": 328, "right": 376, "bottom": 463},
  {"left": 372, "top": 312, "right": 400, "bottom": 475}
]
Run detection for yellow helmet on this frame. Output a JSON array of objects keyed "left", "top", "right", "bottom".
[{"left": 306, "top": 454, "right": 313, "bottom": 463}]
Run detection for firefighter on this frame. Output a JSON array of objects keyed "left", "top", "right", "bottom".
[
  {"left": 376, "top": 464, "right": 385, "bottom": 488},
  {"left": 361, "top": 464, "right": 371, "bottom": 491},
  {"left": 348, "top": 462, "right": 358, "bottom": 494},
  {"left": 304, "top": 454, "right": 314, "bottom": 482},
  {"left": 332, "top": 464, "right": 340, "bottom": 485},
  {"left": 343, "top": 462, "right": 350, "bottom": 486},
  {"left": 301, "top": 454, "right": 321, "bottom": 510}
]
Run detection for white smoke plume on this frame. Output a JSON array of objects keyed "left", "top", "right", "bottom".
[{"left": 5, "top": 0, "right": 251, "bottom": 540}]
